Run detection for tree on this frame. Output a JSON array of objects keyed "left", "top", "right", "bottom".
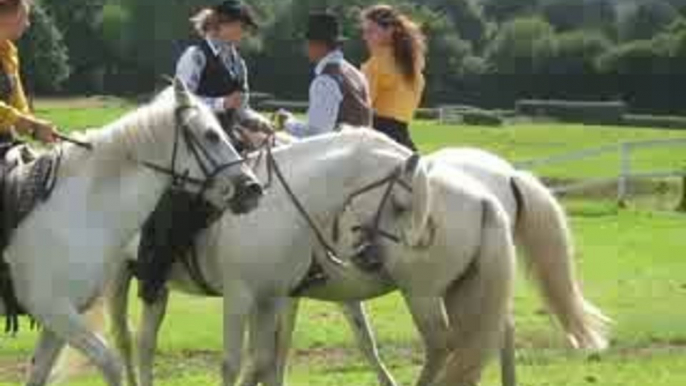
[
  {"left": 18, "top": 3, "right": 70, "bottom": 94},
  {"left": 542, "top": 0, "right": 617, "bottom": 36},
  {"left": 485, "top": 17, "right": 556, "bottom": 74},
  {"left": 619, "top": 0, "right": 680, "bottom": 41},
  {"left": 42, "top": 0, "right": 108, "bottom": 92},
  {"left": 482, "top": 0, "right": 539, "bottom": 23},
  {"left": 423, "top": 0, "right": 489, "bottom": 48}
]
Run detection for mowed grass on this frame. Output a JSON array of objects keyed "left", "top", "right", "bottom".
[
  {"left": 411, "top": 120, "right": 686, "bottom": 180},
  {"left": 32, "top": 97, "right": 686, "bottom": 181},
  {"left": 1, "top": 202, "right": 684, "bottom": 386},
  {"left": 0, "top": 101, "right": 684, "bottom": 384}
]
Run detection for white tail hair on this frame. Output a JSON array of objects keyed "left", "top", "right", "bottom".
[
  {"left": 512, "top": 171, "right": 611, "bottom": 350},
  {"left": 438, "top": 197, "right": 516, "bottom": 385}
]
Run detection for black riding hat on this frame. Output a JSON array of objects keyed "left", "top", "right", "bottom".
[
  {"left": 305, "top": 12, "right": 347, "bottom": 44},
  {"left": 213, "top": 0, "right": 259, "bottom": 29}
]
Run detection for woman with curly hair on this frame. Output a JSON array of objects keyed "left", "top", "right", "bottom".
[{"left": 361, "top": 4, "right": 427, "bottom": 151}]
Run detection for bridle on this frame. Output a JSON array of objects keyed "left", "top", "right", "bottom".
[
  {"left": 136, "top": 105, "right": 249, "bottom": 198},
  {"left": 237, "top": 127, "right": 417, "bottom": 271}
]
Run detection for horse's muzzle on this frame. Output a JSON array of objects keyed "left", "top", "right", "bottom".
[{"left": 228, "top": 177, "right": 263, "bottom": 215}]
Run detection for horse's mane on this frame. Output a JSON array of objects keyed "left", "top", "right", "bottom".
[{"left": 56, "top": 87, "right": 179, "bottom": 178}]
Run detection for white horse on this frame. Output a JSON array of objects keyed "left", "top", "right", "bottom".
[
  {"left": 103, "top": 128, "right": 517, "bottom": 386},
  {"left": 4, "top": 78, "right": 262, "bottom": 386},
  {"left": 261, "top": 147, "right": 611, "bottom": 386}
]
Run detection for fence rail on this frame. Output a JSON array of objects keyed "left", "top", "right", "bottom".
[{"left": 513, "top": 139, "right": 686, "bottom": 203}]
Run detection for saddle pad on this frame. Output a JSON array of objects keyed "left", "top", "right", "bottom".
[{"left": 3, "top": 148, "right": 60, "bottom": 230}]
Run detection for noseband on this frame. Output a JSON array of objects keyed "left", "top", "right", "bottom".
[{"left": 138, "top": 105, "right": 248, "bottom": 197}]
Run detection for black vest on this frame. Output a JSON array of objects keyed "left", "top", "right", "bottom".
[{"left": 196, "top": 40, "right": 245, "bottom": 130}]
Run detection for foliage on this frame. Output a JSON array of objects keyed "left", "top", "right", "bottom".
[
  {"left": 18, "top": 3, "right": 69, "bottom": 94},
  {"left": 618, "top": 0, "right": 680, "bottom": 41}
]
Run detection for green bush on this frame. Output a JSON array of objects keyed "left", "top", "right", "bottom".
[
  {"left": 462, "top": 110, "right": 505, "bottom": 126},
  {"left": 621, "top": 114, "right": 686, "bottom": 129},
  {"left": 515, "top": 99, "right": 627, "bottom": 124},
  {"left": 257, "top": 100, "right": 309, "bottom": 113},
  {"left": 415, "top": 108, "right": 440, "bottom": 120}
]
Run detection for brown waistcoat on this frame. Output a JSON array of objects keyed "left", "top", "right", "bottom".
[{"left": 320, "top": 62, "right": 373, "bottom": 129}]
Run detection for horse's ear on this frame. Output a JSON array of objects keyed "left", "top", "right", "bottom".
[{"left": 173, "top": 76, "right": 192, "bottom": 108}]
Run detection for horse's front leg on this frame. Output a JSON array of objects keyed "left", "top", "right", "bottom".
[
  {"left": 222, "top": 283, "right": 254, "bottom": 386},
  {"left": 138, "top": 288, "right": 170, "bottom": 386},
  {"left": 240, "top": 297, "right": 285, "bottom": 386},
  {"left": 107, "top": 260, "right": 139, "bottom": 386},
  {"left": 25, "top": 329, "right": 65, "bottom": 386},
  {"left": 339, "top": 301, "right": 398, "bottom": 386},
  {"left": 402, "top": 295, "right": 453, "bottom": 386},
  {"left": 27, "top": 299, "right": 123, "bottom": 386}
]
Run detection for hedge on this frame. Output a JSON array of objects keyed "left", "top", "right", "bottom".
[
  {"left": 621, "top": 114, "right": 686, "bottom": 130},
  {"left": 515, "top": 99, "right": 627, "bottom": 124},
  {"left": 257, "top": 100, "right": 308, "bottom": 113},
  {"left": 462, "top": 110, "right": 504, "bottom": 126}
]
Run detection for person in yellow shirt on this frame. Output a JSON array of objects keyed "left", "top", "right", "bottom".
[
  {"left": 360, "top": 4, "right": 426, "bottom": 151},
  {"left": 0, "top": 0, "right": 56, "bottom": 146}
]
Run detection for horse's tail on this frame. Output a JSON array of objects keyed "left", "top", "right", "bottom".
[
  {"left": 437, "top": 197, "right": 516, "bottom": 386},
  {"left": 511, "top": 171, "right": 611, "bottom": 350},
  {"left": 49, "top": 298, "right": 109, "bottom": 383}
]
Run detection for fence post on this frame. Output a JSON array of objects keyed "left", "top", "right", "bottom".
[{"left": 618, "top": 142, "right": 630, "bottom": 208}]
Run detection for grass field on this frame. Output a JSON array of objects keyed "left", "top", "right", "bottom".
[{"left": 0, "top": 101, "right": 684, "bottom": 385}]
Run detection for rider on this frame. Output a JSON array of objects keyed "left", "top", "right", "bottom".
[
  {"left": 175, "top": 0, "right": 270, "bottom": 149},
  {"left": 279, "top": 11, "right": 373, "bottom": 137},
  {"left": 0, "top": 0, "right": 57, "bottom": 149}
]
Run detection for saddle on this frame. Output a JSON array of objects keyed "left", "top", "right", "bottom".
[{"left": 0, "top": 143, "right": 60, "bottom": 333}]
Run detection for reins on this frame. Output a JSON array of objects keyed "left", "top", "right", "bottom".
[{"left": 239, "top": 127, "right": 418, "bottom": 272}]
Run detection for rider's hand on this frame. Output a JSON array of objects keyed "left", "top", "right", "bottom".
[
  {"left": 273, "top": 109, "right": 294, "bottom": 131},
  {"left": 15, "top": 115, "right": 57, "bottom": 143},
  {"left": 223, "top": 91, "right": 243, "bottom": 110}
]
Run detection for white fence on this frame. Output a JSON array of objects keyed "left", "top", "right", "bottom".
[{"left": 514, "top": 138, "right": 686, "bottom": 203}]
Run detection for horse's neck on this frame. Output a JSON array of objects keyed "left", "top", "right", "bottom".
[
  {"left": 39, "top": 102, "right": 174, "bottom": 250},
  {"left": 255, "top": 132, "right": 408, "bottom": 220}
]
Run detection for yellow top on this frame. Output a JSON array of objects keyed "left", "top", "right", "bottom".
[
  {"left": 361, "top": 47, "right": 425, "bottom": 124},
  {"left": 0, "top": 40, "right": 29, "bottom": 131}
]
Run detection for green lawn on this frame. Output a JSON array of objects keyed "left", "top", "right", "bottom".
[
  {"left": 1, "top": 102, "right": 683, "bottom": 385},
  {"left": 1, "top": 202, "right": 684, "bottom": 386},
  {"left": 32, "top": 98, "right": 686, "bottom": 181},
  {"left": 411, "top": 120, "right": 686, "bottom": 180}
]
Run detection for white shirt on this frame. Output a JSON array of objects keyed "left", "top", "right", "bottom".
[
  {"left": 175, "top": 38, "right": 252, "bottom": 119},
  {"left": 285, "top": 50, "right": 347, "bottom": 138}
]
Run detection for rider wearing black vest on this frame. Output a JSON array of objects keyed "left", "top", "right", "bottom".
[{"left": 175, "top": 1, "right": 269, "bottom": 149}]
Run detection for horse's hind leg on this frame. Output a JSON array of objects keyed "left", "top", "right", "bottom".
[
  {"left": 25, "top": 329, "right": 65, "bottom": 386},
  {"left": 339, "top": 301, "right": 398, "bottom": 386},
  {"left": 402, "top": 295, "right": 453, "bottom": 386},
  {"left": 30, "top": 301, "right": 123, "bottom": 386},
  {"left": 501, "top": 315, "right": 517, "bottom": 386},
  {"left": 138, "top": 289, "right": 170, "bottom": 386}
]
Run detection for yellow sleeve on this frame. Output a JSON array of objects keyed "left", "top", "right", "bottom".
[
  {"left": 0, "top": 100, "right": 24, "bottom": 129},
  {"left": 0, "top": 42, "right": 29, "bottom": 131}
]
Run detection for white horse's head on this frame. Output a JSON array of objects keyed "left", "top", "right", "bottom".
[{"left": 130, "top": 78, "right": 263, "bottom": 215}]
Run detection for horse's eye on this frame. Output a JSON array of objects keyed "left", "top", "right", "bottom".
[{"left": 205, "top": 130, "right": 221, "bottom": 144}]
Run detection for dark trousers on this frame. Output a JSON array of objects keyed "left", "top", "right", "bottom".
[{"left": 372, "top": 115, "right": 417, "bottom": 151}]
